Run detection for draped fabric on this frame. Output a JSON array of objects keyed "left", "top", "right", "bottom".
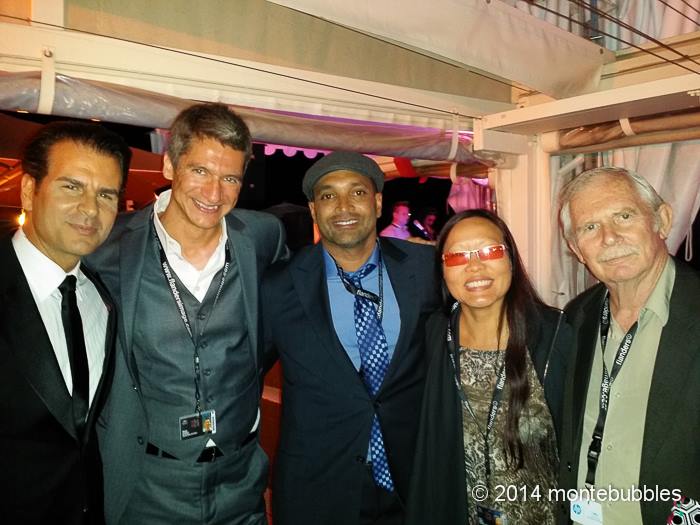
[{"left": 545, "top": 0, "right": 700, "bottom": 306}]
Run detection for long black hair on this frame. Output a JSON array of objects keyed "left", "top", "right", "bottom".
[{"left": 436, "top": 209, "right": 547, "bottom": 469}]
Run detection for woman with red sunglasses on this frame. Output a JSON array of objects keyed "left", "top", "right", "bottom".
[{"left": 407, "top": 209, "right": 573, "bottom": 525}]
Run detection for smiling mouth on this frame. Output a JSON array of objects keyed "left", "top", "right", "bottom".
[
  {"left": 465, "top": 279, "right": 492, "bottom": 289},
  {"left": 193, "top": 199, "right": 220, "bottom": 213},
  {"left": 70, "top": 223, "right": 98, "bottom": 236},
  {"left": 333, "top": 218, "right": 359, "bottom": 227}
]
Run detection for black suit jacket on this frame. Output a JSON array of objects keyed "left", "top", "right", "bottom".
[
  {"left": 559, "top": 259, "right": 700, "bottom": 524},
  {"left": 262, "top": 238, "right": 440, "bottom": 525},
  {"left": 0, "top": 236, "right": 116, "bottom": 525}
]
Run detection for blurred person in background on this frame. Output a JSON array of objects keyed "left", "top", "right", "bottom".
[{"left": 379, "top": 201, "right": 411, "bottom": 240}]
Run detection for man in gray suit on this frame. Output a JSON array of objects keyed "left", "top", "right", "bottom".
[{"left": 87, "top": 103, "right": 288, "bottom": 524}]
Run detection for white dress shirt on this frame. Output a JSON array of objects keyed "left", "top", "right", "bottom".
[
  {"left": 12, "top": 228, "right": 107, "bottom": 408},
  {"left": 153, "top": 190, "right": 227, "bottom": 302}
]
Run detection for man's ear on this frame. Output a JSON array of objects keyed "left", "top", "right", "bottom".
[
  {"left": 163, "top": 154, "right": 174, "bottom": 181},
  {"left": 656, "top": 203, "right": 673, "bottom": 240},
  {"left": 567, "top": 239, "right": 585, "bottom": 264},
  {"left": 308, "top": 201, "right": 317, "bottom": 224},
  {"left": 375, "top": 192, "right": 382, "bottom": 218},
  {"left": 20, "top": 174, "right": 36, "bottom": 212}
]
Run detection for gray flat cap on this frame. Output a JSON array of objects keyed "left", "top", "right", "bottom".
[{"left": 302, "top": 151, "right": 384, "bottom": 201}]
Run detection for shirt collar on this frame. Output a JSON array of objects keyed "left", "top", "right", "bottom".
[
  {"left": 640, "top": 256, "right": 675, "bottom": 327},
  {"left": 12, "top": 228, "right": 83, "bottom": 302},
  {"left": 152, "top": 189, "right": 228, "bottom": 258},
  {"left": 323, "top": 243, "right": 380, "bottom": 280}
]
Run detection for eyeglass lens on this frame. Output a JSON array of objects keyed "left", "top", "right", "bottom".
[{"left": 442, "top": 244, "right": 507, "bottom": 267}]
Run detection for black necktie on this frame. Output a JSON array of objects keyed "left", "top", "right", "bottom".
[{"left": 58, "top": 275, "right": 89, "bottom": 437}]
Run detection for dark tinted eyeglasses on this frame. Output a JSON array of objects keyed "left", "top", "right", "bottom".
[{"left": 442, "top": 244, "right": 508, "bottom": 267}]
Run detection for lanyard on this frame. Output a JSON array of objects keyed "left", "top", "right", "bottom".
[
  {"left": 446, "top": 303, "right": 506, "bottom": 482},
  {"left": 585, "top": 294, "right": 638, "bottom": 486},
  {"left": 153, "top": 222, "right": 230, "bottom": 413},
  {"left": 334, "top": 250, "right": 384, "bottom": 321}
]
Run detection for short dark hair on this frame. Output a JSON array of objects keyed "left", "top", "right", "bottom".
[
  {"left": 436, "top": 209, "right": 547, "bottom": 470},
  {"left": 21, "top": 121, "right": 131, "bottom": 190},
  {"left": 393, "top": 201, "right": 410, "bottom": 212},
  {"left": 167, "top": 103, "right": 252, "bottom": 168}
]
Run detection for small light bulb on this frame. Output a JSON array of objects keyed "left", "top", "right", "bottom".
[{"left": 18, "top": 210, "right": 26, "bottom": 226}]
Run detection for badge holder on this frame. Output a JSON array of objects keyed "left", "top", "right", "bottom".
[
  {"left": 179, "top": 410, "right": 217, "bottom": 440},
  {"left": 476, "top": 504, "right": 507, "bottom": 525},
  {"left": 570, "top": 498, "right": 603, "bottom": 525}
]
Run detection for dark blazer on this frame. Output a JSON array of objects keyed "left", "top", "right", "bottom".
[
  {"left": 0, "top": 236, "right": 116, "bottom": 525},
  {"left": 406, "top": 305, "right": 572, "bottom": 525},
  {"left": 85, "top": 205, "right": 288, "bottom": 525},
  {"left": 262, "top": 238, "right": 440, "bottom": 525},
  {"left": 559, "top": 259, "right": 700, "bottom": 524}
]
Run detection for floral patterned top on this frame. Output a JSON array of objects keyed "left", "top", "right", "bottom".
[{"left": 459, "top": 347, "right": 558, "bottom": 525}]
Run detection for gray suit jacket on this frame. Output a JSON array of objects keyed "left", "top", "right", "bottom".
[
  {"left": 559, "top": 259, "right": 700, "bottom": 524},
  {"left": 85, "top": 205, "right": 288, "bottom": 524}
]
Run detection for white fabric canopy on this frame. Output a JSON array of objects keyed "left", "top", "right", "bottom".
[
  {"left": 548, "top": 0, "right": 700, "bottom": 306},
  {"left": 0, "top": 71, "right": 480, "bottom": 163},
  {"left": 268, "top": 0, "right": 614, "bottom": 98}
]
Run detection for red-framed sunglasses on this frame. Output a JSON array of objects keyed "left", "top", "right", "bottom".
[{"left": 442, "top": 244, "right": 508, "bottom": 267}]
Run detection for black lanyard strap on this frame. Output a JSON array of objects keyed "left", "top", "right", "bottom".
[
  {"left": 585, "top": 294, "right": 638, "bottom": 486},
  {"left": 153, "top": 221, "right": 230, "bottom": 413},
  {"left": 446, "top": 303, "right": 506, "bottom": 482}
]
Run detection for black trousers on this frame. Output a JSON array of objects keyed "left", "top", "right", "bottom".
[{"left": 359, "top": 464, "right": 404, "bottom": 525}]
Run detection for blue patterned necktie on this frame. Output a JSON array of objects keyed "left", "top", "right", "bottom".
[{"left": 340, "top": 262, "right": 395, "bottom": 492}]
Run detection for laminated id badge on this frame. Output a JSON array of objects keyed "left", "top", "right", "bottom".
[
  {"left": 179, "top": 410, "right": 216, "bottom": 440},
  {"left": 476, "top": 504, "right": 507, "bottom": 525},
  {"left": 570, "top": 498, "right": 603, "bottom": 525}
]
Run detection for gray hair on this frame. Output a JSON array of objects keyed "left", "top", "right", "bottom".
[{"left": 558, "top": 166, "right": 666, "bottom": 241}]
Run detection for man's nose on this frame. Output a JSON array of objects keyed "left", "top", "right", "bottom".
[{"left": 201, "top": 177, "right": 222, "bottom": 202}]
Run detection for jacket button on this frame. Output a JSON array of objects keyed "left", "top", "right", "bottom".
[
  {"left": 137, "top": 436, "right": 144, "bottom": 445},
  {"left": 355, "top": 456, "right": 366, "bottom": 464},
  {"left": 567, "top": 462, "right": 572, "bottom": 472},
  {"left": 373, "top": 401, "right": 381, "bottom": 410}
]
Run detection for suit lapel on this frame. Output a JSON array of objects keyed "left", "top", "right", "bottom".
[
  {"left": 570, "top": 286, "right": 606, "bottom": 466},
  {"left": 0, "top": 239, "right": 77, "bottom": 440},
  {"left": 226, "top": 215, "right": 260, "bottom": 369},
  {"left": 82, "top": 265, "right": 116, "bottom": 442},
  {"left": 291, "top": 245, "right": 360, "bottom": 377},
  {"left": 118, "top": 208, "right": 151, "bottom": 363},
  {"left": 642, "top": 262, "right": 700, "bottom": 471},
  {"left": 381, "top": 239, "right": 419, "bottom": 383}
]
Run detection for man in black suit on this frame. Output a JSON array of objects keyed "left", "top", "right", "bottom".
[
  {"left": 0, "top": 122, "right": 130, "bottom": 524},
  {"left": 263, "top": 152, "right": 439, "bottom": 525},
  {"left": 558, "top": 167, "right": 700, "bottom": 524}
]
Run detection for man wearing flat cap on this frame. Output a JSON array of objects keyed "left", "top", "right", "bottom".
[{"left": 263, "top": 152, "right": 440, "bottom": 525}]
